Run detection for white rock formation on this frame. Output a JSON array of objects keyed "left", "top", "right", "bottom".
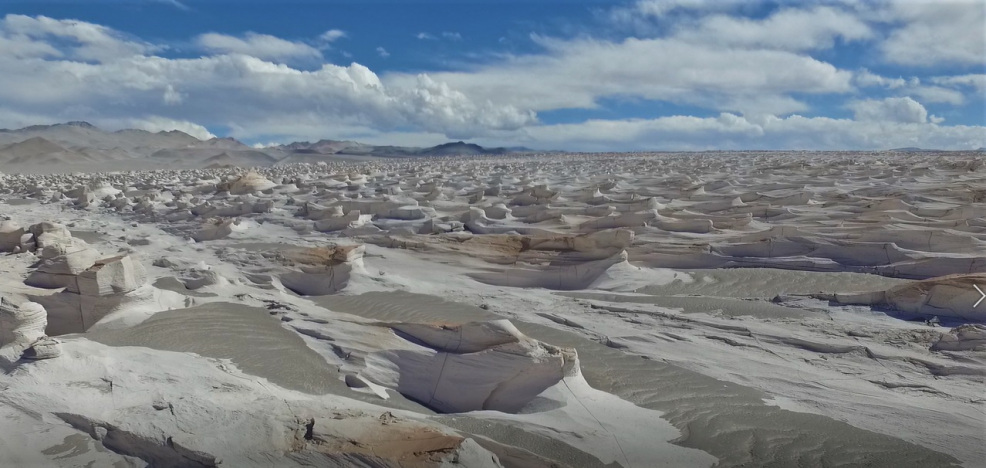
[
  {"left": 0, "top": 298, "right": 47, "bottom": 347},
  {"left": 817, "top": 273, "right": 986, "bottom": 321},
  {"left": 192, "top": 218, "right": 238, "bottom": 242},
  {"left": 278, "top": 245, "right": 365, "bottom": 296},
  {"left": 26, "top": 252, "right": 153, "bottom": 335},
  {"left": 932, "top": 324, "right": 986, "bottom": 351},
  {"left": 0, "top": 298, "right": 59, "bottom": 366},
  {"left": 312, "top": 211, "right": 371, "bottom": 233},
  {"left": 365, "top": 319, "right": 576, "bottom": 413},
  {"left": 25, "top": 244, "right": 100, "bottom": 289},
  {"left": 68, "top": 254, "right": 148, "bottom": 296},
  {"left": 223, "top": 171, "right": 277, "bottom": 195}
]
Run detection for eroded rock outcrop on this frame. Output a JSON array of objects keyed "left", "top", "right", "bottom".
[
  {"left": 29, "top": 254, "right": 151, "bottom": 335},
  {"left": 365, "top": 319, "right": 576, "bottom": 413},
  {"left": 814, "top": 273, "right": 986, "bottom": 322},
  {"left": 192, "top": 218, "right": 239, "bottom": 242},
  {"left": 0, "top": 298, "right": 47, "bottom": 347},
  {"left": 222, "top": 171, "right": 277, "bottom": 195},
  {"left": 277, "top": 244, "right": 365, "bottom": 296},
  {"left": 932, "top": 324, "right": 986, "bottom": 351},
  {"left": 0, "top": 298, "right": 60, "bottom": 366},
  {"left": 289, "top": 412, "right": 502, "bottom": 468}
]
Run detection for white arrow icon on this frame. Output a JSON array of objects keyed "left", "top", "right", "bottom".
[{"left": 975, "top": 285, "right": 986, "bottom": 308}]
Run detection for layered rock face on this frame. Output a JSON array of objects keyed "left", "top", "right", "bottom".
[
  {"left": 69, "top": 254, "right": 148, "bottom": 297},
  {"left": 276, "top": 244, "right": 365, "bottom": 296},
  {"left": 365, "top": 319, "right": 577, "bottom": 413},
  {"left": 29, "top": 253, "right": 148, "bottom": 335},
  {"left": 0, "top": 298, "right": 47, "bottom": 347},
  {"left": 816, "top": 273, "right": 986, "bottom": 322},
  {"left": 0, "top": 298, "right": 59, "bottom": 365}
]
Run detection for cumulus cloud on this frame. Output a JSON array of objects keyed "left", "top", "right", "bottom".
[
  {"left": 0, "top": 16, "right": 535, "bottom": 142},
  {"left": 195, "top": 32, "right": 322, "bottom": 61},
  {"left": 1, "top": 11, "right": 982, "bottom": 151},
  {"left": 880, "top": 0, "right": 985, "bottom": 66},
  {"left": 850, "top": 97, "right": 929, "bottom": 124}
]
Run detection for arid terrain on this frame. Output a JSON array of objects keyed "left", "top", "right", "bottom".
[{"left": 1, "top": 132, "right": 984, "bottom": 467}]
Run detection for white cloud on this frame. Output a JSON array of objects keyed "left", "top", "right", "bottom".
[
  {"left": 909, "top": 86, "right": 965, "bottom": 105},
  {"left": 319, "top": 29, "right": 346, "bottom": 43},
  {"left": 673, "top": 6, "right": 873, "bottom": 51},
  {"left": 854, "top": 71, "right": 968, "bottom": 105},
  {"left": 854, "top": 69, "right": 907, "bottom": 89},
  {"left": 850, "top": 96, "right": 928, "bottom": 124},
  {"left": 930, "top": 74, "right": 986, "bottom": 93},
  {"left": 609, "top": 0, "right": 727, "bottom": 22},
  {"left": 0, "top": 14, "right": 153, "bottom": 62},
  {"left": 196, "top": 32, "right": 322, "bottom": 62},
  {"left": 506, "top": 113, "right": 984, "bottom": 151},
  {"left": 376, "top": 46, "right": 390, "bottom": 58},
  {"left": 108, "top": 116, "right": 216, "bottom": 140},
  {"left": 416, "top": 32, "right": 435, "bottom": 40},
  {"left": 880, "top": 0, "right": 985, "bottom": 66},
  {"left": 162, "top": 84, "right": 183, "bottom": 105},
  {"left": 0, "top": 18, "right": 535, "bottom": 141},
  {"left": 153, "top": 0, "right": 189, "bottom": 10},
  {"left": 392, "top": 36, "right": 853, "bottom": 116},
  {"left": 1, "top": 12, "right": 982, "bottom": 152},
  {"left": 442, "top": 32, "right": 462, "bottom": 41}
]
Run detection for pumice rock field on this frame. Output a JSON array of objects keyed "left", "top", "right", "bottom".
[{"left": 1, "top": 144, "right": 985, "bottom": 467}]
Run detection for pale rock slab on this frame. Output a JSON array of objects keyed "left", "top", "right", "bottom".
[
  {"left": 277, "top": 244, "right": 366, "bottom": 296},
  {"left": 192, "top": 218, "right": 238, "bottom": 242},
  {"left": 365, "top": 319, "right": 576, "bottom": 413}
]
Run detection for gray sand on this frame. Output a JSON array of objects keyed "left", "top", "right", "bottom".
[
  {"left": 638, "top": 268, "right": 909, "bottom": 298},
  {"left": 315, "top": 291, "right": 960, "bottom": 468}
]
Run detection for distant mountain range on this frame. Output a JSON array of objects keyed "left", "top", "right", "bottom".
[{"left": 0, "top": 122, "right": 536, "bottom": 172}]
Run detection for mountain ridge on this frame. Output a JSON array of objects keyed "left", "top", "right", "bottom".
[{"left": 0, "top": 122, "right": 536, "bottom": 172}]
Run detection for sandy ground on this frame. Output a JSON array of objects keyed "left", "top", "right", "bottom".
[{"left": 1, "top": 151, "right": 984, "bottom": 467}]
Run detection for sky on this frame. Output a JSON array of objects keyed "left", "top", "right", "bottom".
[{"left": 0, "top": 0, "right": 983, "bottom": 151}]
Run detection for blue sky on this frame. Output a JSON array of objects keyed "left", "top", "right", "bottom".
[{"left": 0, "top": 0, "right": 983, "bottom": 150}]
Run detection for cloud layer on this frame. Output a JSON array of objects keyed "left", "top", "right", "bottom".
[{"left": 0, "top": 1, "right": 982, "bottom": 151}]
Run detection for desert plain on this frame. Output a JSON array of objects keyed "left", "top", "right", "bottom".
[{"left": 0, "top": 124, "right": 984, "bottom": 467}]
